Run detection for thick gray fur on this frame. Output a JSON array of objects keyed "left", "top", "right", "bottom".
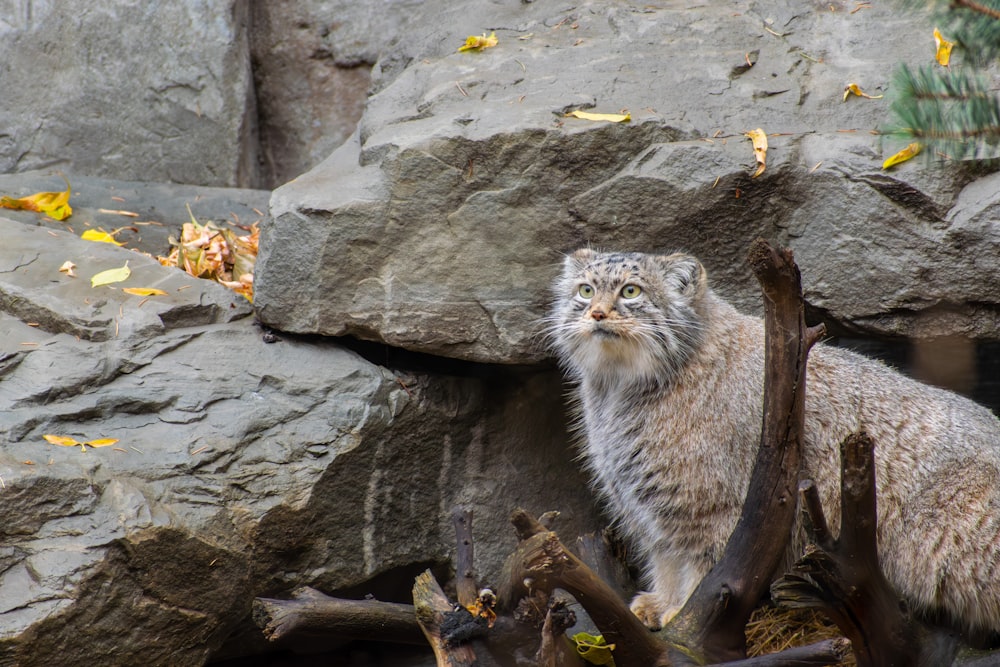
[{"left": 547, "top": 248, "right": 1000, "bottom": 635}]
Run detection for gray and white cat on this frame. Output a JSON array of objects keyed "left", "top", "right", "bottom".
[{"left": 547, "top": 248, "right": 1000, "bottom": 636}]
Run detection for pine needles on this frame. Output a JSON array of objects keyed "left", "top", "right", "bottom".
[
  {"left": 888, "top": 0, "right": 1000, "bottom": 161},
  {"left": 888, "top": 64, "right": 1000, "bottom": 160}
]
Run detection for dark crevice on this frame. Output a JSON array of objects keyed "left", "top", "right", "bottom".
[{"left": 256, "top": 320, "right": 555, "bottom": 380}]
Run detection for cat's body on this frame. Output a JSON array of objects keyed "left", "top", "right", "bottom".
[{"left": 548, "top": 248, "right": 1000, "bottom": 636}]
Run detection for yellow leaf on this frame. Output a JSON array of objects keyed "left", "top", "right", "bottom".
[
  {"left": 745, "top": 128, "right": 768, "bottom": 178},
  {"left": 59, "top": 260, "right": 77, "bottom": 278},
  {"left": 81, "top": 229, "right": 125, "bottom": 246},
  {"left": 458, "top": 31, "right": 498, "bottom": 52},
  {"left": 572, "top": 632, "right": 616, "bottom": 666},
  {"left": 84, "top": 438, "right": 119, "bottom": 448},
  {"left": 0, "top": 179, "right": 73, "bottom": 221},
  {"left": 934, "top": 28, "right": 953, "bottom": 67},
  {"left": 44, "top": 434, "right": 118, "bottom": 452},
  {"left": 44, "top": 434, "right": 82, "bottom": 447},
  {"left": 90, "top": 261, "right": 131, "bottom": 288},
  {"left": 843, "top": 82, "right": 883, "bottom": 102},
  {"left": 122, "top": 287, "right": 168, "bottom": 296},
  {"left": 567, "top": 110, "right": 631, "bottom": 123},
  {"left": 882, "top": 142, "right": 922, "bottom": 169},
  {"left": 44, "top": 434, "right": 87, "bottom": 452}
]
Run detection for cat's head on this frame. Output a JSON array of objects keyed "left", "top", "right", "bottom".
[{"left": 546, "top": 248, "right": 707, "bottom": 387}]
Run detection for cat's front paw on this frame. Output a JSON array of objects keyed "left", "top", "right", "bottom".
[{"left": 629, "top": 591, "right": 665, "bottom": 630}]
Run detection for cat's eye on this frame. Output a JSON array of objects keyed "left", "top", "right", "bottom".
[
  {"left": 621, "top": 284, "right": 642, "bottom": 299},
  {"left": 578, "top": 284, "right": 594, "bottom": 299}
]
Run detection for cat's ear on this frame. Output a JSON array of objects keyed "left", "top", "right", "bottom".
[
  {"left": 655, "top": 253, "right": 706, "bottom": 298},
  {"left": 563, "top": 248, "right": 595, "bottom": 273}
]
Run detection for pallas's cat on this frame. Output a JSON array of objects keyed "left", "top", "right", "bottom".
[{"left": 548, "top": 248, "right": 1000, "bottom": 635}]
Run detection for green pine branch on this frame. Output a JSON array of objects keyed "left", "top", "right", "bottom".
[
  {"left": 887, "top": 64, "right": 1000, "bottom": 160},
  {"left": 912, "top": 0, "right": 1000, "bottom": 61}
]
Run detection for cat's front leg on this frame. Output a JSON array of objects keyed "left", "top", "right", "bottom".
[
  {"left": 630, "top": 555, "right": 710, "bottom": 630},
  {"left": 629, "top": 590, "right": 672, "bottom": 630}
]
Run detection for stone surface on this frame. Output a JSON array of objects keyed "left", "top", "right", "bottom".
[
  {"left": 254, "top": 0, "right": 1000, "bottom": 364},
  {"left": 0, "top": 214, "right": 600, "bottom": 664},
  {"left": 0, "top": 0, "right": 432, "bottom": 190},
  {"left": 249, "top": 0, "right": 427, "bottom": 187},
  {"left": 0, "top": 170, "right": 270, "bottom": 256},
  {"left": 0, "top": 1, "right": 258, "bottom": 187}
]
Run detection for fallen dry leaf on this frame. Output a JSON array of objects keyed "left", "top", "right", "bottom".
[
  {"left": 934, "top": 28, "right": 953, "bottom": 67},
  {"left": 43, "top": 434, "right": 78, "bottom": 447},
  {"left": 122, "top": 287, "right": 168, "bottom": 296},
  {"left": 571, "top": 632, "right": 616, "bottom": 666},
  {"left": 59, "top": 260, "right": 77, "bottom": 278},
  {"left": 81, "top": 229, "right": 125, "bottom": 245},
  {"left": 745, "top": 128, "right": 768, "bottom": 178},
  {"left": 44, "top": 434, "right": 119, "bottom": 452},
  {"left": 883, "top": 142, "right": 922, "bottom": 169},
  {"left": 458, "top": 31, "right": 498, "bottom": 52},
  {"left": 843, "top": 83, "right": 883, "bottom": 101},
  {"left": 0, "top": 179, "right": 73, "bottom": 221},
  {"left": 567, "top": 110, "right": 631, "bottom": 123},
  {"left": 90, "top": 261, "right": 131, "bottom": 288}
]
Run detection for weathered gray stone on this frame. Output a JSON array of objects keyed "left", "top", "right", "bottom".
[
  {"left": 0, "top": 2, "right": 258, "bottom": 187},
  {"left": 250, "top": 0, "right": 427, "bottom": 187},
  {"left": 0, "top": 170, "right": 270, "bottom": 256},
  {"left": 0, "top": 216, "right": 252, "bottom": 341},
  {"left": 0, "top": 215, "right": 600, "bottom": 664},
  {"left": 255, "top": 0, "right": 1000, "bottom": 364}
]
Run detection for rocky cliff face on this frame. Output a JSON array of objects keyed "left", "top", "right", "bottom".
[
  {"left": 0, "top": 196, "right": 599, "bottom": 665},
  {"left": 2, "top": 1, "right": 1000, "bottom": 665},
  {"left": 254, "top": 0, "right": 1000, "bottom": 364}
]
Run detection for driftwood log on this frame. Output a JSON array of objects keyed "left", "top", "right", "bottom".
[
  {"left": 252, "top": 586, "right": 424, "bottom": 645},
  {"left": 498, "top": 508, "right": 671, "bottom": 666},
  {"left": 661, "top": 239, "right": 826, "bottom": 664},
  {"left": 772, "top": 433, "right": 961, "bottom": 667},
  {"left": 497, "top": 507, "right": 850, "bottom": 667}
]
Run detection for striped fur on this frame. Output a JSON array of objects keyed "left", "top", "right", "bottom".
[{"left": 547, "top": 248, "right": 1000, "bottom": 636}]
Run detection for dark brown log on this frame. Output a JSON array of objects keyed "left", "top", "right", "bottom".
[
  {"left": 452, "top": 506, "right": 477, "bottom": 609},
  {"left": 499, "top": 508, "right": 670, "bottom": 667},
  {"left": 665, "top": 239, "right": 825, "bottom": 663},
  {"left": 771, "top": 433, "right": 960, "bottom": 667},
  {"left": 501, "top": 509, "right": 859, "bottom": 667},
  {"left": 413, "top": 569, "right": 478, "bottom": 667},
  {"left": 704, "top": 639, "right": 851, "bottom": 667},
  {"left": 535, "top": 601, "right": 587, "bottom": 667},
  {"left": 252, "top": 586, "right": 424, "bottom": 645},
  {"left": 574, "top": 531, "right": 634, "bottom": 603}
]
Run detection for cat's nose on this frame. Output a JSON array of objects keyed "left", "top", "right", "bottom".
[{"left": 590, "top": 309, "right": 607, "bottom": 321}]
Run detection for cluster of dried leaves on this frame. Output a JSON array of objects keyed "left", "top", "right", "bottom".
[
  {"left": 0, "top": 180, "right": 259, "bottom": 453},
  {"left": 0, "top": 181, "right": 258, "bottom": 302},
  {"left": 157, "top": 205, "right": 258, "bottom": 302}
]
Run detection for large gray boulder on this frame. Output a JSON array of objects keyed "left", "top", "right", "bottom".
[
  {"left": 254, "top": 0, "right": 1000, "bottom": 364},
  {"left": 250, "top": 0, "right": 428, "bottom": 186},
  {"left": 0, "top": 1, "right": 433, "bottom": 190},
  {"left": 0, "top": 211, "right": 599, "bottom": 664},
  {"left": 0, "top": 3, "right": 257, "bottom": 187}
]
